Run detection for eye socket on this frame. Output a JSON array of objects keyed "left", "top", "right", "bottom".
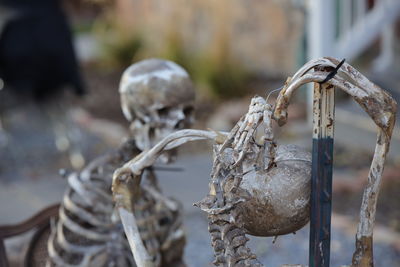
[
  {"left": 183, "top": 106, "right": 194, "bottom": 116},
  {"left": 149, "top": 127, "right": 155, "bottom": 139},
  {"left": 157, "top": 107, "right": 170, "bottom": 117}
]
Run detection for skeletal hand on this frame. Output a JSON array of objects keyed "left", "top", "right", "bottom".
[
  {"left": 219, "top": 96, "right": 272, "bottom": 166},
  {"left": 112, "top": 166, "right": 142, "bottom": 211},
  {"left": 112, "top": 164, "right": 157, "bottom": 267},
  {"left": 111, "top": 130, "right": 225, "bottom": 267},
  {"left": 112, "top": 145, "right": 164, "bottom": 210},
  {"left": 112, "top": 129, "right": 228, "bottom": 213}
]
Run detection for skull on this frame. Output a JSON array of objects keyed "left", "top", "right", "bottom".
[
  {"left": 119, "top": 58, "right": 195, "bottom": 162},
  {"left": 235, "top": 144, "right": 311, "bottom": 236}
]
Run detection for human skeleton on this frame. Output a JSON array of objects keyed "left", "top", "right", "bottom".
[
  {"left": 47, "top": 58, "right": 195, "bottom": 266},
  {"left": 113, "top": 57, "right": 396, "bottom": 267}
]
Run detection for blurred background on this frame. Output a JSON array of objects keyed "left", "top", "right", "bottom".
[{"left": 0, "top": 0, "right": 399, "bottom": 266}]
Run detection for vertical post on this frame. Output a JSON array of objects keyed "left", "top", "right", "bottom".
[
  {"left": 0, "top": 238, "right": 9, "bottom": 267},
  {"left": 307, "top": 0, "right": 336, "bottom": 125},
  {"left": 309, "top": 80, "right": 335, "bottom": 267},
  {"left": 308, "top": 0, "right": 336, "bottom": 58}
]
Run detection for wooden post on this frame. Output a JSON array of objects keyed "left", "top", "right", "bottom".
[{"left": 309, "top": 80, "right": 335, "bottom": 267}]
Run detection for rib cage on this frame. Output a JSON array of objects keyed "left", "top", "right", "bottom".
[{"left": 47, "top": 140, "right": 185, "bottom": 266}]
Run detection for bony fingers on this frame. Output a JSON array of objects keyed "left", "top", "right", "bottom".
[
  {"left": 234, "top": 130, "right": 248, "bottom": 150},
  {"left": 113, "top": 167, "right": 133, "bottom": 184},
  {"left": 112, "top": 167, "right": 141, "bottom": 209},
  {"left": 232, "top": 151, "right": 246, "bottom": 168}
]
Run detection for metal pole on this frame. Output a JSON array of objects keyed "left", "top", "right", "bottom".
[
  {"left": 309, "top": 79, "right": 335, "bottom": 267},
  {"left": 307, "top": 0, "right": 336, "bottom": 125}
]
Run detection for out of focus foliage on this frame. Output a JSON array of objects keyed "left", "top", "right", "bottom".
[
  {"left": 161, "top": 31, "right": 251, "bottom": 99},
  {"left": 92, "top": 13, "right": 143, "bottom": 70},
  {"left": 77, "top": 0, "right": 255, "bottom": 99}
]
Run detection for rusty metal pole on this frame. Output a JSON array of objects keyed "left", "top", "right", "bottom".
[{"left": 309, "top": 78, "right": 335, "bottom": 267}]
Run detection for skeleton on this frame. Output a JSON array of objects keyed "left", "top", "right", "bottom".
[
  {"left": 194, "top": 96, "right": 312, "bottom": 266},
  {"left": 273, "top": 57, "right": 397, "bottom": 267},
  {"left": 47, "top": 58, "right": 195, "bottom": 266},
  {"left": 113, "top": 103, "right": 311, "bottom": 267},
  {"left": 113, "top": 57, "right": 396, "bottom": 267}
]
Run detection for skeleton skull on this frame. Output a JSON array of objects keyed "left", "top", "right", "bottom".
[
  {"left": 226, "top": 144, "right": 311, "bottom": 236},
  {"left": 198, "top": 96, "right": 312, "bottom": 238},
  {"left": 119, "top": 58, "right": 195, "bottom": 162}
]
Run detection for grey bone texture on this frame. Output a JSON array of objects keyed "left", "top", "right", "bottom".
[
  {"left": 274, "top": 57, "right": 396, "bottom": 267},
  {"left": 195, "top": 97, "right": 311, "bottom": 266},
  {"left": 114, "top": 98, "right": 312, "bottom": 267},
  {"left": 46, "top": 59, "right": 195, "bottom": 266},
  {"left": 119, "top": 58, "right": 195, "bottom": 159},
  {"left": 114, "top": 58, "right": 396, "bottom": 267}
]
